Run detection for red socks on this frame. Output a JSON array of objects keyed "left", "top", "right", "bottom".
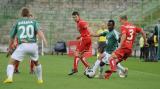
[
  {"left": 14, "top": 62, "right": 19, "bottom": 71},
  {"left": 109, "top": 57, "right": 117, "bottom": 72},
  {"left": 73, "top": 56, "right": 90, "bottom": 71},
  {"left": 104, "top": 70, "right": 113, "bottom": 79},
  {"left": 80, "top": 57, "right": 90, "bottom": 68},
  {"left": 30, "top": 60, "right": 35, "bottom": 72},
  {"left": 73, "top": 56, "right": 79, "bottom": 72}
]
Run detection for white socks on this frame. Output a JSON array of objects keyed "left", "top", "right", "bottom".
[
  {"left": 117, "top": 63, "right": 125, "bottom": 72},
  {"left": 35, "top": 64, "right": 43, "bottom": 80},
  {"left": 92, "top": 60, "right": 101, "bottom": 72},
  {"left": 7, "top": 64, "right": 14, "bottom": 80}
]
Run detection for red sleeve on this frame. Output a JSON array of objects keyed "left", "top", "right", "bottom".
[
  {"left": 136, "top": 27, "right": 142, "bottom": 33},
  {"left": 120, "top": 26, "right": 127, "bottom": 35},
  {"left": 79, "top": 21, "right": 87, "bottom": 29}
]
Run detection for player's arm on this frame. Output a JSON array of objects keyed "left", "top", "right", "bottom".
[
  {"left": 35, "top": 22, "right": 48, "bottom": 47},
  {"left": 118, "top": 26, "right": 127, "bottom": 48},
  {"left": 9, "top": 23, "right": 17, "bottom": 49},
  {"left": 90, "top": 33, "right": 100, "bottom": 37},
  {"left": 37, "top": 30, "right": 48, "bottom": 47},
  {"left": 91, "top": 31, "right": 107, "bottom": 37},
  {"left": 118, "top": 33, "right": 126, "bottom": 48},
  {"left": 7, "top": 23, "right": 17, "bottom": 57},
  {"left": 76, "top": 35, "right": 81, "bottom": 40}
]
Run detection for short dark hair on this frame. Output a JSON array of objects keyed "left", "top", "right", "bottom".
[
  {"left": 120, "top": 15, "right": 128, "bottom": 20},
  {"left": 72, "top": 11, "right": 79, "bottom": 16},
  {"left": 108, "top": 20, "right": 115, "bottom": 26},
  {"left": 21, "top": 8, "right": 30, "bottom": 17}
]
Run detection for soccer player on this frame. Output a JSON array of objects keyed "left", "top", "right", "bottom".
[
  {"left": 4, "top": 7, "right": 48, "bottom": 83},
  {"left": 68, "top": 11, "right": 91, "bottom": 75},
  {"left": 13, "top": 14, "right": 36, "bottom": 74},
  {"left": 90, "top": 20, "right": 127, "bottom": 78},
  {"left": 104, "top": 15, "right": 147, "bottom": 79}
]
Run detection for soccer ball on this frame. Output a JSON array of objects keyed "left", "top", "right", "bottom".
[
  {"left": 118, "top": 70, "right": 125, "bottom": 78},
  {"left": 85, "top": 69, "right": 95, "bottom": 78}
]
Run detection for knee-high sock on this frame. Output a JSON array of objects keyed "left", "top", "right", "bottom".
[
  {"left": 30, "top": 60, "right": 35, "bottom": 72},
  {"left": 117, "top": 63, "right": 125, "bottom": 72},
  {"left": 80, "top": 57, "right": 90, "bottom": 68},
  {"left": 7, "top": 64, "right": 14, "bottom": 80},
  {"left": 14, "top": 62, "right": 19, "bottom": 71},
  {"left": 73, "top": 56, "right": 79, "bottom": 71},
  {"left": 109, "top": 58, "right": 117, "bottom": 72},
  {"left": 104, "top": 70, "right": 113, "bottom": 79},
  {"left": 99, "top": 66, "right": 104, "bottom": 74},
  {"left": 92, "top": 60, "right": 100, "bottom": 72},
  {"left": 35, "top": 64, "right": 42, "bottom": 80}
]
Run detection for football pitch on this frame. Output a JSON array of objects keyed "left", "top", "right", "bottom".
[{"left": 0, "top": 53, "right": 160, "bottom": 89}]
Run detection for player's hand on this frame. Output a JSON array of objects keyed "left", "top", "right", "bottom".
[
  {"left": 144, "top": 42, "right": 149, "bottom": 47},
  {"left": 6, "top": 47, "right": 15, "bottom": 57},
  {"left": 76, "top": 36, "right": 81, "bottom": 40}
]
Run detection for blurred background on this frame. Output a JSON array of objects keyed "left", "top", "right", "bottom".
[{"left": 0, "top": 0, "right": 159, "bottom": 59}]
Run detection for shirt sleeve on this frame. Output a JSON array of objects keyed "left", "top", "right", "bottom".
[
  {"left": 136, "top": 27, "right": 142, "bottom": 33},
  {"left": 79, "top": 21, "right": 88, "bottom": 30},
  {"left": 9, "top": 23, "right": 17, "bottom": 39},
  {"left": 34, "top": 21, "right": 40, "bottom": 32},
  {"left": 113, "top": 30, "right": 119, "bottom": 40}
]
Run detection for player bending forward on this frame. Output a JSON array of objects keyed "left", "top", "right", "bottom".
[
  {"left": 4, "top": 7, "right": 47, "bottom": 84},
  {"left": 104, "top": 15, "right": 147, "bottom": 79},
  {"left": 86, "top": 20, "right": 127, "bottom": 78}
]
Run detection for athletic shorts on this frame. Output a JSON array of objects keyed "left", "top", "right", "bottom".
[
  {"left": 113, "top": 48, "right": 132, "bottom": 62},
  {"left": 11, "top": 43, "right": 39, "bottom": 61},
  {"left": 76, "top": 37, "right": 91, "bottom": 52}
]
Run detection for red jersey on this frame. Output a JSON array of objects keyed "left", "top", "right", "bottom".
[
  {"left": 76, "top": 19, "right": 90, "bottom": 37},
  {"left": 120, "top": 22, "right": 142, "bottom": 49}
]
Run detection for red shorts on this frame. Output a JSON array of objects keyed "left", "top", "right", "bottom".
[
  {"left": 76, "top": 37, "right": 91, "bottom": 52},
  {"left": 113, "top": 48, "right": 132, "bottom": 62}
]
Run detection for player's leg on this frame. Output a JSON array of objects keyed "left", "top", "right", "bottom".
[
  {"left": 32, "top": 60, "right": 43, "bottom": 84},
  {"left": 30, "top": 60, "right": 35, "bottom": 74},
  {"left": 4, "top": 59, "right": 17, "bottom": 83},
  {"left": 99, "top": 52, "right": 127, "bottom": 78},
  {"left": 14, "top": 61, "right": 20, "bottom": 73},
  {"left": 30, "top": 43, "right": 43, "bottom": 83},
  {"left": 68, "top": 50, "right": 79, "bottom": 75},
  {"left": 79, "top": 38, "right": 91, "bottom": 69},
  {"left": 105, "top": 48, "right": 131, "bottom": 79},
  {"left": 104, "top": 52, "right": 119, "bottom": 79},
  {"left": 109, "top": 53, "right": 118, "bottom": 72},
  {"left": 92, "top": 47, "right": 105, "bottom": 73},
  {"left": 4, "top": 44, "right": 24, "bottom": 83},
  {"left": 79, "top": 51, "right": 90, "bottom": 69},
  {"left": 117, "top": 63, "right": 128, "bottom": 78}
]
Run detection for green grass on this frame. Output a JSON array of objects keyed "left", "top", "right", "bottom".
[{"left": 0, "top": 54, "right": 160, "bottom": 89}]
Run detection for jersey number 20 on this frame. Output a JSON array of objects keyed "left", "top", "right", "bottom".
[{"left": 19, "top": 25, "right": 34, "bottom": 39}]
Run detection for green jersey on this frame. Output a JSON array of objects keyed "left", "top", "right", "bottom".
[
  {"left": 10, "top": 17, "right": 40, "bottom": 44},
  {"left": 100, "top": 30, "right": 119, "bottom": 54}
]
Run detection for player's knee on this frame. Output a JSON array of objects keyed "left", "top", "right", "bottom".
[
  {"left": 100, "top": 62, "right": 105, "bottom": 67},
  {"left": 32, "top": 61, "right": 39, "bottom": 66},
  {"left": 9, "top": 58, "right": 18, "bottom": 65},
  {"left": 74, "top": 51, "right": 79, "bottom": 56},
  {"left": 111, "top": 53, "right": 117, "bottom": 59},
  {"left": 98, "top": 47, "right": 104, "bottom": 54}
]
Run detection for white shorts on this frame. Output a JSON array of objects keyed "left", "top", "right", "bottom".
[
  {"left": 11, "top": 43, "right": 39, "bottom": 61},
  {"left": 101, "top": 52, "right": 111, "bottom": 64}
]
